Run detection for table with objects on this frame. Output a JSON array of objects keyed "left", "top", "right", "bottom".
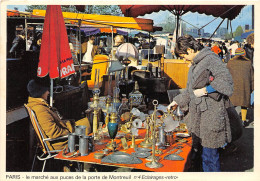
[{"left": 55, "top": 127, "right": 192, "bottom": 172}]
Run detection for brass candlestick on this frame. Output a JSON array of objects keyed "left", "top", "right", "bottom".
[
  {"left": 93, "top": 107, "right": 99, "bottom": 140},
  {"left": 149, "top": 118, "right": 155, "bottom": 141},
  {"left": 90, "top": 90, "right": 100, "bottom": 108},
  {"left": 145, "top": 138, "right": 163, "bottom": 168},
  {"left": 140, "top": 116, "right": 152, "bottom": 148},
  {"left": 91, "top": 69, "right": 101, "bottom": 140},
  {"left": 150, "top": 100, "right": 158, "bottom": 141},
  {"left": 91, "top": 88, "right": 101, "bottom": 140},
  {"left": 145, "top": 100, "right": 163, "bottom": 169},
  {"left": 130, "top": 133, "right": 137, "bottom": 148}
]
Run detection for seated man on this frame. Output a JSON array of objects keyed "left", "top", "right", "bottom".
[{"left": 26, "top": 79, "right": 91, "bottom": 151}]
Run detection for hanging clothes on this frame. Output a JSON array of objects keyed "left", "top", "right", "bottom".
[{"left": 69, "top": 33, "right": 80, "bottom": 64}]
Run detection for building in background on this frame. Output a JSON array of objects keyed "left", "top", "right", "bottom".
[
  {"left": 245, "top": 24, "right": 250, "bottom": 31},
  {"left": 216, "top": 27, "right": 228, "bottom": 39},
  {"left": 186, "top": 27, "right": 206, "bottom": 38}
]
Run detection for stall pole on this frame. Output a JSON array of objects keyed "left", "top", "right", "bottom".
[
  {"left": 78, "top": 20, "right": 82, "bottom": 83},
  {"left": 175, "top": 14, "right": 180, "bottom": 41},
  {"left": 25, "top": 16, "right": 28, "bottom": 51},
  {"left": 111, "top": 26, "right": 114, "bottom": 60},
  {"left": 209, "top": 18, "right": 225, "bottom": 39},
  {"left": 227, "top": 19, "right": 229, "bottom": 30},
  {"left": 148, "top": 32, "right": 150, "bottom": 63},
  {"left": 230, "top": 20, "right": 233, "bottom": 39},
  {"left": 252, "top": 5, "right": 254, "bottom": 29}
]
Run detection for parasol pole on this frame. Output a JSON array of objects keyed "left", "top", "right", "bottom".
[
  {"left": 50, "top": 79, "right": 54, "bottom": 107},
  {"left": 111, "top": 26, "right": 114, "bottom": 60}
]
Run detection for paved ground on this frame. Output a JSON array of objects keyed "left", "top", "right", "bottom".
[{"left": 219, "top": 107, "right": 254, "bottom": 172}]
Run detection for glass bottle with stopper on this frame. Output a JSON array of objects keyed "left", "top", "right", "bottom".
[
  {"left": 129, "top": 81, "right": 143, "bottom": 107},
  {"left": 95, "top": 122, "right": 105, "bottom": 145}
]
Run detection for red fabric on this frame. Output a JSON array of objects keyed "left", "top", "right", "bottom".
[
  {"left": 7, "top": 10, "right": 19, "bottom": 17},
  {"left": 100, "top": 28, "right": 117, "bottom": 33},
  {"left": 211, "top": 46, "right": 222, "bottom": 55},
  {"left": 38, "top": 5, "right": 75, "bottom": 79},
  {"left": 119, "top": 5, "right": 244, "bottom": 20}
]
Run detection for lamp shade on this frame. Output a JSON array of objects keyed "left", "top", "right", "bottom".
[
  {"left": 108, "top": 60, "right": 125, "bottom": 73},
  {"left": 115, "top": 43, "right": 139, "bottom": 60}
]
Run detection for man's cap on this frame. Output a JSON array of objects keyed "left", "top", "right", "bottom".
[{"left": 27, "top": 79, "right": 49, "bottom": 98}]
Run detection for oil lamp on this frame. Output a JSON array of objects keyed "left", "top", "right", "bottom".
[{"left": 107, "top": 104, "right": 119, "bottom": 151}]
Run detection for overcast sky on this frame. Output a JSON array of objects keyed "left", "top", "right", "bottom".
[{"left": 7, "top": 5, "right": 253, "bottom": 34}]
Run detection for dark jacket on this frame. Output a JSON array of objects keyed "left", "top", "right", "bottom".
[
  {"left": 173, "top": 48, "right": 233, "bottom": 148},
  {"left": 244, "top": 45, "right": 254, "bottom": 63},
  {"left": 227, "top": 55, "right": 254, "bottom": 107}
]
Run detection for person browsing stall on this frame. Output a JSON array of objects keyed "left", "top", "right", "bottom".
[
  {"left": 110, "top": 35, "right": 125, "bottom": 59},
  {"left": 82, "top": 35, "right": 98, "bottom": 63},
  {"left": 168, "top": 35, "right": 233, "bottom": 172},
  {"left": 227, "top": 48, "right": 254, "bottom": 127}
]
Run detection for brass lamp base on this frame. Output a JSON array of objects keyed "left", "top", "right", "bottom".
[
  {"left": 146, "top": 155, "right": 160, "bottom": 162},
  {"left": 130, "top": 144, "right": 137, "bottom": 149},
  {"left": 102, "top": 127, "right": 108, "bottom": 132},
  {"left": 145, "top": 160, "right": 163, "bottom": 169},
  {"left": 94, "top": 134, "right": 99, "bottom": 141},
  {"left": 155, "top": 149, "right": 163, "bottom": 155},
  {"left": 107, "top": 142, "right": 118, "bottom": 152},
  {"left": 140, "top": 140, "right": 153, "bottom": 148}
]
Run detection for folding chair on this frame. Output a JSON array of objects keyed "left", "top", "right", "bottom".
[{"left": 24, "top": 104, "right": 68, "bottom": 172}]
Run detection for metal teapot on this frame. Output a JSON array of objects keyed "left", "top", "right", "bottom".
[{"left": 173, "top": 106, "right": 184, "bottom": 122}]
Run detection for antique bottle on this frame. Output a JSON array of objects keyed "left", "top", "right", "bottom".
[{"left": 129, "top": 81, "right": 143, "bottom": 107}]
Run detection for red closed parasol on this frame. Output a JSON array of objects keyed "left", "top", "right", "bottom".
[
  {"left": 37, "top": 5, "right": 75, "bottom": 106},
  {"left": 38, "top": 5, "right": 75, "bottom": 79}
]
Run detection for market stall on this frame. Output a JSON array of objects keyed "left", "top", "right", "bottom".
[{"left": 55, "top": 128, "right": 192, "bottom": 172}]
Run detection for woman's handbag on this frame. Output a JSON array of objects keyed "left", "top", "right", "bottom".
[
  {"left": 192, "top": 69, "right": 222, "bottom": 101},
  {"left": 224, "top": 96, "right": 243, "bottom": 142},
  {"left": 193, "top": 69, "right": 243, "bottom": 142}
]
